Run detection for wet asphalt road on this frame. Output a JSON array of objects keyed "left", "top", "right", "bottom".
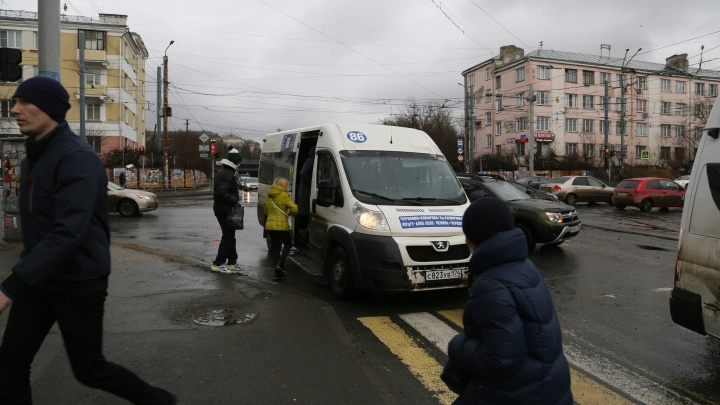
[{"left": 110, "top": 193, "right": 720, "bottom": 404}]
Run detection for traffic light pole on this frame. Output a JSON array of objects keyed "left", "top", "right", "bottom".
[
  {"left": 37, "top": 0, "right": 61, "bottom": 81},
  {"left": 79, "top": 30, "right": 86, "bottom": 141},
  {"left": 603, "top": 81, "right": 610, "bottom": 182},
  {"left": 163, "top": 55, "right": 169, "bottom": 190}
]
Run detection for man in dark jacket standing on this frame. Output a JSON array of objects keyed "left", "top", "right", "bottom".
[
  {"left": 294, "top": 146, "right": 315, "bottom": 248},
  {"left": 448, "top": 197, "right": 572, "bottom": 405},
  {"left": 211, "top": 148, "right": 243, "bottom": 274},
  {"left": 0, "top": 77, "right": 176, "bottom": 404}
]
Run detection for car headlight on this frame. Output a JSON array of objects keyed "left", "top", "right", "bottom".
[
  {"left": 545, "top": 212, "right": 563, "bottom": 223},
  {"left": 136, "top": 195, "right": 151, "bottom": 200},
  {"left": 352, "top": 203, "right": 390, "bottom": 231}
]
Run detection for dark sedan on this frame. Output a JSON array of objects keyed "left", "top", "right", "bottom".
[
  {"left": 509, "top": 181, "right": 560, "bottom": 202},
  {"left": 515, "top": 176, "right": 551, "bottom": 190}
]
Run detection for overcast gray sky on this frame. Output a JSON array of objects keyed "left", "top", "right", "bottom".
[{"left": 18, "top": 0, "right": 720, "bottom": 140}]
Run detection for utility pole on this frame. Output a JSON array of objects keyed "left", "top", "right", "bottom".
[
  {"left": 79, "top": 30, "right": 86, "bottom": 141},
  {"left": 156, "top": 66, "right": 162, "bottom": 152},
  {"left": 469, "top": 89, "right": 475, "bottom": 173},
  {"left": 603, "top": 81, "right": 610, "bottom": 171},
  {"left": 619, "top": 48, "right": 642, "bottom": 180},
  {"left": 162, "top": 41, "right": 174, "bottom": 189},
  {"left": 185, "top": 118, "right": 189, "bottom": 135},
  {"left": 528, "top": 84, "right": 535, "bottom": 175},
  {"left": 37, "top": 0, "right": 61, "bottom": 81}
]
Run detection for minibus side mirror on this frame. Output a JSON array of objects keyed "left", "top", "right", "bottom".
[{"left": 317, "top": 180, "right": 339, "bottom": 207}]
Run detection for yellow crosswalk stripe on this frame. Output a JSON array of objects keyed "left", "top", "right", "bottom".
[
  {"left": 358, "top": 316, "right": 458, "bottom": 405},
  {"left": 370, "top": 309, "right": 634, "bottom": 405}
]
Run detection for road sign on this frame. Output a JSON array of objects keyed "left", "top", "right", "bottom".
[
  {"left": 615, "top": 145, "right": 622, "bottom": 152},
  {"left": 641, "top": 150, "right": 650, "bottom": 160},
  {"left": 457, "top": 155, "right": 464, "bottom": 162},
  {"left": 457, "top": 139, "right": 463, "bottom": 148},
  {"left": 199, "top": 144, "right": 209, "bottom": 152},
  {"left": 200, "top": 153, "right": 208, "bottom": 158},
  {"left": 458, "top": 148, "right": 464, "bottom": 155},
  {"left": 482, "top": 154, "right": 488, "bottom": 161},
  {"left": 199, "top": 133, "right": 209, "bottom": 143}
]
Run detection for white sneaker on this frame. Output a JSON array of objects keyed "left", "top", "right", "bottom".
[
  {"left": 211, "top": 264, "right": 232, "bottom": 274},
  {"left": 228, "top": 263, "right": 244, "bottom": 272}
]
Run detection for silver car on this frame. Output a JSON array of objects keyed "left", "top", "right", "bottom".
[
  {"left": 674, "top": 175, "right": 690, "bottom": 189},
  {"left": 107, "top": 182, "right": 159, "bottom": 217},
  {"left": 539, "top": 176, "right": 614, "bottom": 206}
]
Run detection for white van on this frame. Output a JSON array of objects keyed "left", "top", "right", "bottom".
[
  {"left": 258, "top": 124, "right": 471, "bottom": 297},
  {"left": 670, "top": 98, "right": 720, "bottom": 337}
]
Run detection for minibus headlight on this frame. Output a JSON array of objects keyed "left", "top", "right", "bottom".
[{"left": 352, "top": 203, "right": 390, "bottom": 231}]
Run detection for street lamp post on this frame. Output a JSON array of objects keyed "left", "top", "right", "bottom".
[{"left": 163, "top": 40, "right": 174, "bottom": 189}]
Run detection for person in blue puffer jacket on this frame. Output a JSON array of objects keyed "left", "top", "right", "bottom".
[{"left": 448, "top": 197, "right": 572, "bottom": 405}]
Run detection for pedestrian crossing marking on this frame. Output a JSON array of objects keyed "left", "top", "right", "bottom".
[
  {"left": 359, "top": 310, "right": 690, "bottom": 405},
  {"left": 357, "top": 316, "right": 457, "bottom": 405}
]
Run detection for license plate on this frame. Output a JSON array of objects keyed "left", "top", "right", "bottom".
[
  {"left": 569, "top": 224, "right": 581, "bottom": 233},
  {"left": 425, "top": 269, "right": 463, "bottom": 281},
  {"left": 617, "top": 192, "right": 628, "bottom": 196}
]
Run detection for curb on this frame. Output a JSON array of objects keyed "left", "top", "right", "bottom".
[{"left": 582, "top": 224, "right": 679, "bottom": 242}]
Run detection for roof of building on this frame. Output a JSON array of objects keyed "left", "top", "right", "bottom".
[{"left": 462, "top": 49, "right": 720, "bottom": 80}]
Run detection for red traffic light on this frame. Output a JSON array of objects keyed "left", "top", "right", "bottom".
[{"left": 139, "top": 146, "right": 145, "bottom": 153}]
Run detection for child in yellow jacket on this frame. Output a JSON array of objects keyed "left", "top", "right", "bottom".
[{"left": 264, "top": 177, "right": 298, "bottom": 280}]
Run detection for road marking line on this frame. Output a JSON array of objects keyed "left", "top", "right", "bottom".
[
  {"left": 570, "top": 368, "right": 634, "bottom": 405},
  {"left": 653, "top": 287, "right": 673, "bottom": 292},
  {"left": 358, "top": 316, "right": 457, "bottom": 405},
  {"left": 564, "top": 343, "right": 699, "bottom": 405},
  {"left": 399, "top": 312, "right": 458, "bottom": 355},
  {"left": 437, "top": 309, "right": 463, "bottom": 328}
]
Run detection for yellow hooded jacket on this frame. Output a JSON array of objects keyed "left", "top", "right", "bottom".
[{"left": 264, "top": 184, "right": 299, "bottom": 231}]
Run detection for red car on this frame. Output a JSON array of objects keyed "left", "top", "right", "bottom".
[{"left": 612, "top": 177, "right": 686, "bottom": 212}]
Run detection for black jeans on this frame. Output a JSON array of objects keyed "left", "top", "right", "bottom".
[
  {"left": 213, "top": 212, "right": 238, "bottom": 266},
  {"left": 293, "top": 214, "right": 310, "bottom": 247},
  {"left": 0, "top": 289, "right": 172, "bottom": 405},
  {"left": 268, "top": 230, "right": 292, "bottom": 269}
]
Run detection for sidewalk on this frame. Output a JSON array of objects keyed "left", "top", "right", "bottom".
[
  {"left": 0, "top": 244, "right": 390, "bottom": 405},
  {"left": 149, "top": 187, "right": 213, "bottom": 199}
]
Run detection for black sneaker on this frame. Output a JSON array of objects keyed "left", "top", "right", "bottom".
[{"left": 273, "top": 266, "right": 287, "bottom": 281}]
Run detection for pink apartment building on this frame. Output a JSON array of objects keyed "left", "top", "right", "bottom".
[{"left": 461, "top": 46, "right": 720, "bottom": 167}]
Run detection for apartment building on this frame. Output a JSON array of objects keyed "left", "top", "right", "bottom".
[
  {"left": 0, "top": 10, "right": 148, "bottom": 154},
  {"left": 462, "top": 46, "right": 720, "bottom": 166}
]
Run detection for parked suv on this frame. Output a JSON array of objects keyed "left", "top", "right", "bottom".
[
  {"left": 539, "top": 176, "right": 614, "bottom": 206},
  {"left": 457, "top": 174, "right": 581, "bottom": 252},
  {"left": 612, "top": 177, "right": 686, "bottom": 212}
]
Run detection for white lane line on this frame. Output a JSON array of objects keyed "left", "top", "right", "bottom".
[
  {"left": 564, "top": 342, "right": 699, "bottom": 405},
  {"left": 653, "top": 287, "right": 673, "bottom": 292},
  {"left": 399, "top": 312, "right": 459, "bottom": 356}
]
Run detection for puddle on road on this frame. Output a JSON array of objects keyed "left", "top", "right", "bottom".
[
  {"left": 192, "top": 308, "right": 257, "bottom": 327},
  {"left": 636, "top": 244, "right": 671, "bottom": 252}
]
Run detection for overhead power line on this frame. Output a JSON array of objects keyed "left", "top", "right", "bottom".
[
  {"left": 637, "top": 30, "right": 720, "bottom": 56},
  {"left": 467, "top": 0, "right": 532, "bottom": 50}
]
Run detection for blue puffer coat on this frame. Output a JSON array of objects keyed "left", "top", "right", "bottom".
[{"left": 448, "top": 228, "right": 572, "bottom": 405}]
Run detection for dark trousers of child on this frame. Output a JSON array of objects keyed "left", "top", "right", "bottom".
[{"left": 268, "top": 230, "right": 292, "bottom": 273}]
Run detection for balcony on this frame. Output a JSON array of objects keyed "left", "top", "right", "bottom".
[
  {"left": 76, "top": 49, "right": 108, "bottom": 64},
  {"left": 74, "top": 85, "right": 110, "bottom": 101}
]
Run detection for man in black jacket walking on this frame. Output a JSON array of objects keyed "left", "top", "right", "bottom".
[
  {"left": 0, "top": 77, "right": 176, "bottom": 405},
  {"left": 211, "top": 147, "right": 243, "bottom": 274}
]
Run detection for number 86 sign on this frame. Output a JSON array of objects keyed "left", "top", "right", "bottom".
[{"left": 347, "top": 131, "right": 367, "bottom": 143}]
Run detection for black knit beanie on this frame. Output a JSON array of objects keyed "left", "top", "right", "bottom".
[
  {"left": 462, "top": 197, "right": 515, "bottom": 246},
  {"left": 13, "top": 77, "right": 70, "bottom": 123},
  {"left": 228, "top": 146, "right": 243, "bottom": 165}
]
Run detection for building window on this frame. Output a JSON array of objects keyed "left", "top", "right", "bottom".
[
  {"left": 495, "top": 121, "right": 502, "bottom": 135},
  {"left": 86, "top": 136, "right": 102, "bottom": 154},
  {"left": 486, "top": 134, "right": 492, "bottom": 148},
  {"left": 485, "top": 112, "right": 491, "bottom": 125},
  {"left": 516, "top": 142, "right": 525, "bottom": 156},
  {"left": 496, "top": 75, "right": 501, "bottom": 89},
  {"left": 516, "top": 117, "right": 527, "bottom": 132},
  {"left": 582, "top": 70, "right": 595, "bottom": 85},
  {"left": 661, "top": 124, "right": 671, "bottom": 137},
  {"left": 661, "top": 102, "right": 671, "bottom": 115},
  {"left": 496, "top": 145, "right": 502, "bottom": 155},
  {"left": 661, "top": 79, "right": 671, "bottom": 92},
  {"left": 79, "top": 30, "right": 106, "bottom": 50},
  {"left": 711, "top": 84, "right": 718, "bottom": 97},
  {"left": 565, "top": 94, "right": 578, "bottom": 108},
  {"left": 86, "top": 67, "right": 101, "bottom": 85},
  {"left": 637, "top": 99, "right": 647, "bottom": 112},
  {"left": 676, "top": 125, "right": 686, "bottom": 138},
  {"left": 486, "top": 67, "right": 491, "bottom": 81},
  {"left": 565, "top": 69, "right": 577, "bottom": 83},
  {"left": 537, "top": 91, "right": 549, "bottom": 106},
  {"left": 583, "top": 95, "right": 594, "bottom": 109},
  {"left": 0, "top": 30, "right": 22, "bottom": 48},
  {"left": 600, "top": 72, "right": 611, "bottom": 85},
  {"left": 583, "top": 119, "right": 594, "bottom": 133},
  {"left": 616, "top": 121, "right": 627, "bottom": 135},
  {"left": 695, "top": 127, "right": 704, "bottom": 139},
  {"left": 599, "top": 96, "right": 608, "bottom": 110},
  {"left": 676, "top": 103, "right": 686, "bottom": 116},
  {"left": 635, "top": 146, "right": 646, "bottom": 159},
  {"left": 87, "top": 103, "right": 101, "bottom": 121},
  {"left": 676, "top": 81, "right": 686, "bottom": 93},
  {"left": 496, "top": 99, "right": 502, "bottom": 112},
  {"left": 566, "top": 118, "right": 578, "bottom": 132},
  {"left": 537, "top": 116, "right": 549, "bottom": 131},
  {"left": 617, "top": 74, "right": 627, "bottom": 88},
  {"left": 516, "top": 92, "right": 526, "bottom": 107},
  {"left": 616, "top": 98, "right": 627, "bottom": 112},
  {"left": 0, "top": 100, "right": 15, "bottom": 118},
  {"left": 565, "top": 143, "right": 578, "bottom": 156},
  {"left": 660, "top": 147, "right": 671, "bottom": 160},
  {"left": 537, "top": 66, "right": 550, "bottom": 80},
  {"left": 516, "top": 67, "right": 525, "bottom": 82},
  {"left": 636, "top": 77, "right": 647, "bottom": 90},
  {"left": 695, "top": 83, "right": 705, "bottom": 95},
  {"left": 676, "top": 147, "right": 686, "bottom": 162},
  {"left": 599, "top": 120, "right": 611, "bottom": 135},
  {"left": 485, "top": 94, "right": 491, "bottom": 103},
  {"left": 695, "top": 103, "right": 706, "bottom": 118},
  {"left": 636, "top": 122, "right": 647, "bottom": 137},
  {"left": 33, "top": 31, "right": 38, "bottom": 49},
  {"left": 583, "top": 144, "right": 596, "bottom": 158},
  {"left": 468, "top": 74, "right": 475, "bottom": 86}
]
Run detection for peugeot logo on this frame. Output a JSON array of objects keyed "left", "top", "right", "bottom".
[{"left": 431, "top": 241, "right": 449, "bottom": 252}]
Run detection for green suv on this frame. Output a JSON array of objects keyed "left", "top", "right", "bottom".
[{"left": 457, "top": 174, "right": 581, "bottom": 252}]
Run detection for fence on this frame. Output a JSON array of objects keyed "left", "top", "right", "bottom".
[{"left": 107, "top": 167, "right": 209, "bottom": 190}]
